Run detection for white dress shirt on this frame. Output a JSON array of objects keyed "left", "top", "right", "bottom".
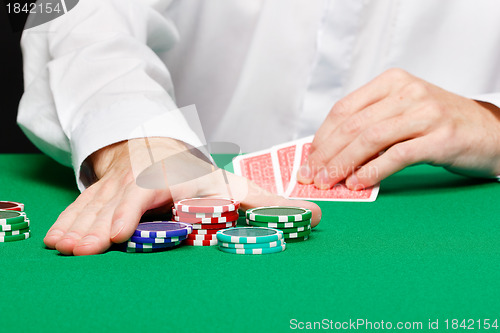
[{"left": 18, "top": 0, "right": 500, "bottom": 190}]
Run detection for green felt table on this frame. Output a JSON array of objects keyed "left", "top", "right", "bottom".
[{"left": 1, "top": 154, "right": 499, "bottom": 333}]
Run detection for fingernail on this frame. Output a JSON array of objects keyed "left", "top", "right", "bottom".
[
  {"left": 111, "top": 219, "right": 125, "bottom": 239},
  {"left": 78, "top": 235, "right": 99, "bottom": 247},
  {"left": 298, "top": 165, "right": 312, "bottom": 179},
  {"left": 46, "top": 229, "right": 64, "bottom": 237},
  {"left": 64, "top": 231, "right": 80, "bottom": 239},
  {"left": 315, "top": 168, "right": 330, "bottom": 189},
  {"left": 346, "top": 174, "right": 358, "bottom": 189},
  {"left": 354, "top": 184, "right": 366, "bottom": 191},
  {"left": 347, "top": 175, "right": 366, "bottom": 191}
]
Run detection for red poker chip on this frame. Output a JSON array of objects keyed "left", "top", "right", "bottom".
[
  {"left": 190, "top": 229, "right": 221, "bottom": 235},
  {"left": 0, "top": 201, "right": 24, "bottom": 212},
  {"left": 174, "top": 198, "right": 239, "bottom": 214},
  {"left": 172, "top": 208, "right": 238, "bottom": 219},
  {"left": 191, "top": 221, "right": 237, "bottom": 230},
  {"left": 186, "top": 233, "right": 218, "bottom": 241},
  {"left": 173, "top": 213, "right": 239, "bottom": 224},
  {"left": 185, "top": 239, "right": 218, "bottom": 246}
]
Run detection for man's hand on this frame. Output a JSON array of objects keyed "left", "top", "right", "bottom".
[
  {"left": 44, "top": 138, "right": 321, "bottom": 256},
  {"left": 297, "top": 68, "right": 500, "bottom": 190}
]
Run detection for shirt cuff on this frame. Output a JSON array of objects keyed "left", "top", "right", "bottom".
[{"left": 71, "top": 99, "right": 207, "bottom": 192}]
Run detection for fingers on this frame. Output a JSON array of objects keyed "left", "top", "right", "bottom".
[
  {"left": 311, "top": 68, "right": 407, "bottom": 153},
  {"left": 312, "top": 115, "right": 429, "bottom": 189},
  {"left": 299, "top": 69, "right": 448, "bottom": 189},
  {"left": 109, "top": 186, "right": 171, "bottom": 244},
  {"left": 345, "top": 137, "right": 431, "bottom": 189},
  {"left": 53, "top": 181, "right": 121, "bottom": 255},
  {"left": 44, "top": 184, "right": 101, "bottom": 249},
  {"left": 300, "top": 96, "right": 411, "bottom": 186},
  {"left": 240, "top": 179, "right": 322, "bottom": 227}
]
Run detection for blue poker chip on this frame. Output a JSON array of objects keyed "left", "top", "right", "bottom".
[
  {"left": 133, "top": 221, "right": 192, "bottom": 239},
  {"left": 127, "top": 240, "right": 183, "bottom": 249},
  {"left": 125, "top": 241, "right": 183, "bottom": 253},
  {"left": 129, "top": 234, "right": 188, "bottom": 244}
]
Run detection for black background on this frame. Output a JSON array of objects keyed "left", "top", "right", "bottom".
[{"left": 0, "top": 0, "right": 40, "bottom": 153}]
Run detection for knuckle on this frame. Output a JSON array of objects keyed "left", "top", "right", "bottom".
[
  {"left": 383, "top": 68, "right": 410, "bottom": 81},
  {"left": 401, "top": 81, "right": 429, "bottom": 100},
  {"left": 361, "top": 126, "right": 384, "bottom": 146},
  {"left": 438, "top": 123, "right": 458, "bottom": 144},
  {"left": 340, "top": 116, "right": 363, "bottom": 136},
  {"left": 389, "top": 144, "right": 413, "bottom": 164},
  {"left": 424, "top": 101, "right": 447, "bottom": 119},
  {"left": 330, "top": 99, "right": 352, "bottom": 119}
]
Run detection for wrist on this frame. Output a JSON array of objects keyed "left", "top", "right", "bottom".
[{"left": 88, "top": 137, "right": 188, "bottom": 180}]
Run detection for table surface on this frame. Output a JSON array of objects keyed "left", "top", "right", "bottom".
[{"left": 1, "top": 154, "right": 499, "bottom": 333}]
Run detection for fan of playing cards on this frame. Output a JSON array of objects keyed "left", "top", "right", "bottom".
[{"left": 233, "top": 136, "right": 379, "bottom": 202}]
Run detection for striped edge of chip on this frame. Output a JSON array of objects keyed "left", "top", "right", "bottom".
[
  {"left": 219, "top": 239, "right": 285, "bottom": 249},
  {"left": 0, "top": 219, "right": 30, "bottom": 232},
  {"left": 127, "top": 240, "right": 182, "bottom": 249},
  {"left": 185, "top": 239, "right": 218, "bottom": 246},
  {"left": 172, "top": 208, "right": 237, "bottom": 219},
  {"left": 0, "top": 231, "right": 31, "bottom": 242},
  {"left": 186, "top": 233, "right": 218, "bottom": 241},
  {"left": 283, "top": 229, "right": 311, "bottom": 239},
  {"left": 0, "top": 227, "right": 30, "bottom": 236},
  {"left": 191, "top": 221, "right": 237, "bottom": 229},
  {"left": 216, "top": 227, "right": 283, "bottom": 244},
  {"left": 190, "top": 228, "right": 220, "bottom": 235},
  {"left": 246, "top": 206, "right": 312, "bottom": 222},
  {"left": 245, "top": 219, "right": 311, "bottom": 228},
  {"left": 218, "top": 244, "right": 286, "bottom": 255},
  {"left": 173, "top": 214, "right": 239, "bottom": 224},
  {"left": 174, "top": 198, "right": 240, "bottom": 214},
  {"left": 132, "top": 221, "right": 193, "bottom": 239}
]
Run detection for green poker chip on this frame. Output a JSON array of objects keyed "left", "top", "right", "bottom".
[
  {"left": 0, "top": 210, "right": 27, "bottom": 225},
  {"left": 0, "top": 231, "right": 30, "bottom": 242},
  {"left": 280, "top": 224, "right": 311, "bottom": 234},
  {"left": 246, "top": 219, "right": 311, "bottom": 229},
  {"left": 0, "top": 227, "right": 30, "bottom": 236},
  {"left": 285, "top": 235, "right": 310, "bottom": 243},
  {"left": 246, "top": 206, "right": 312, "bottom": 223},
  {"left": 283, "top": 229, "right": 311, "bottom": 239},
  {"left": 0, "top": 219, "right": 30, "bottom": 232}
]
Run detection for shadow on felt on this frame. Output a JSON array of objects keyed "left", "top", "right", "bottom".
[
  {"left": 19, "top": 154, "right": 76, "bottom": 191},
  {"left": 380, "top": 166, "right": 492, "bottom": 196}
]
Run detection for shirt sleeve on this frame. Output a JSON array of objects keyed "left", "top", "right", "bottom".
[{"left": 17, "top": 0, "right": 205, "bottom": 191}]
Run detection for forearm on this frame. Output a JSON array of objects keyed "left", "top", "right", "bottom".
[{"left": 18, "top": 0, "right": 204, "bottom": 190}]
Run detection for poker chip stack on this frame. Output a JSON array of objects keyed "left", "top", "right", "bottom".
[
  {"left": 125, "top": 221, "right": 193, "bottom": 253},
  {"left": 0, "top": 201, "right": 31, "bottom": 243},
  {"left": 172, "top": 198, "right": 240, "bottom": 246},
  {"left": 216, "top": 227, "right": 286, "bottom": 255},
  {"left": 246, "top": 206, "right": 312, "bottom": 242}
]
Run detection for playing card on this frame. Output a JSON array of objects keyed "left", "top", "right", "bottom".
[
  {"left": 270, "top": 142, "right": 297, "bottom": 195},
  {"left": 269, "top": 136, "right": 314, "bottom": 195},
  {"left": 232, "top": 149, "right": 279, "bottom": 194},
  {"left": 284, "top": 139, "right": 380, "bottom": 201}
]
